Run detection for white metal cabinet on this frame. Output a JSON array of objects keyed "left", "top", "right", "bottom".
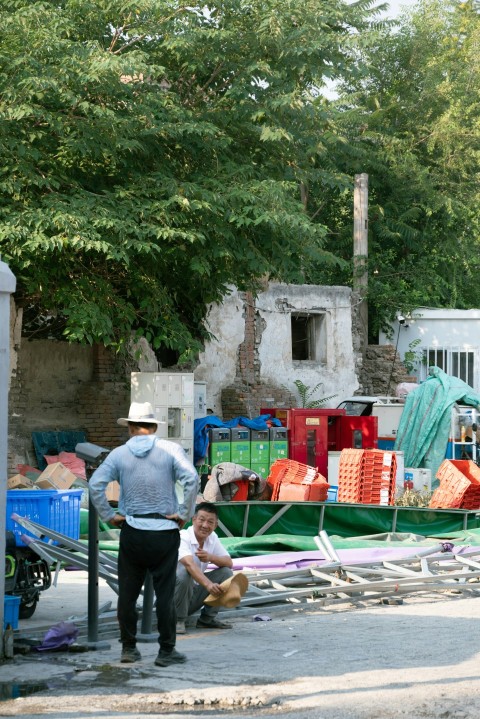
[
  {"left": 194, "top": 381, "right": 207, "bottom": 419},
  {"left": 130, "top": 372, "right": 195, "bottom": 458}
]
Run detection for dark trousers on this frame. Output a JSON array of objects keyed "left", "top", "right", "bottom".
[
  {"left": 175, "top": 564, "right": 233, "bottom": 621},
  {"left": 117, "top": 523, "right": 180, "bottom": 652}
]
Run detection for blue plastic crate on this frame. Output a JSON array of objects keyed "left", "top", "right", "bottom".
[
  {"left": 6, "top": 489, "right": 83, "bottom": 547},
  {"left": 4, "top": 595, "right": 20, "bottom": 630}
]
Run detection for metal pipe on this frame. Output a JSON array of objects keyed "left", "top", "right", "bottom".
[
  {"left": 87, "top": 496, "right": 99, "bottom": 643},
  {"left": 140, "top": 572, "right": 154, "bottom": 635},
  {"left": 318, "top": 530, "right": 341, "bottom": 563}
]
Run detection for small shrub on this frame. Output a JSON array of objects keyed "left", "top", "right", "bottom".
[
  {"left": 394, "top": 487, "right": 433, "bottom": 507},
  {"left": 294, "top": 379, "right": 336, "bottom": 408}
]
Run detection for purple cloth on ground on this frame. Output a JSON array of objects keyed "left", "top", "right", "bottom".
[
  {"left": 231, "top": 545, "right": 478, "bottom": 571},
  {"left": 35, "top": 621, "right": 79, "bottom": 652}
]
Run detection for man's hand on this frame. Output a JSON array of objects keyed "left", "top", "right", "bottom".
[
  {"left": 195, "top": 548, "right": 210, "bottom": 563},
  {"left": 166, "top": 513, "right": 186, "bottom": 529},
  {"left": 205, "top": 580, "right": 225, "bottom": 597},
  {"left": 109, "top": 513, "right": 126, "bottom": 527}
]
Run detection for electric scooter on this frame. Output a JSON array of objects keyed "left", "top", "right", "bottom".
[{"left": 4, "top": 531, "right": 52, "bottom": 619}]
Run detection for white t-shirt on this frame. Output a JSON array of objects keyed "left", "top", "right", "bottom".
[{"left": 178, "top": 525, "right": 230, "bottom": 573}]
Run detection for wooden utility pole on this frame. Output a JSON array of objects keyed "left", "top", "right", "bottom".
[{"left": 353, "top": 173, "right": 369, "bottom": 356}]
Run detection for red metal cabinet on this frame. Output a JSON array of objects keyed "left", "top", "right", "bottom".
[
  {"left": 261, "top": 407, "right": 378, "bottom": 477},
  {"left": 287, "top": 409, "right": 345, "bottom": 479},
  {"left": 335, "top": 415, "right": 378, "bottom": 451}
]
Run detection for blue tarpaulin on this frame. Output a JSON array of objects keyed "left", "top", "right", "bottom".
[
  {"left": 394, "top": 366, "right": 480, "bottom": 483},
  {"left": 194, "top": 415, "right": 282, "bottom": 465}
]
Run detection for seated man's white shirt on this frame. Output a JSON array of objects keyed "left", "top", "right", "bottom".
[{"left": 178, "top": 525, "right": 230, "bottom": 576}]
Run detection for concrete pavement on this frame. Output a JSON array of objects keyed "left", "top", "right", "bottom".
[{"left": 1, "top": 569, "right": 480, "bottom": 718}]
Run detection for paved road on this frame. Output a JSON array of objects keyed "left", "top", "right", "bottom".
[{"left": 1, "top": 572, "right": 480, "bottom": 719}]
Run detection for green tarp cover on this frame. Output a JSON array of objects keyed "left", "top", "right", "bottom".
[
  {"left": 394, "top": 366, "right": 480, "bottom": 483},
  {"left": 79, "top": 503, "right": 480, "bottom": 557},
  {"left": 32, "top": 430, "right": 87, "bottom": 470},
  {"left": 213, "top": 501, "right": 480, "bottom": 539}
]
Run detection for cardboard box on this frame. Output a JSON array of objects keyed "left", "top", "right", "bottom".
[
  {"left": 7, "top": 474, "right": 34, "bottom": 490},
  {"left": 35, "top": 462, "right": 77, "bottom": 490},
  {"left": 404, "top": 467, "right": 432, "bottom": 492},
  {"left": 106, "top": 481, "right": 120, "bottom": 503}
]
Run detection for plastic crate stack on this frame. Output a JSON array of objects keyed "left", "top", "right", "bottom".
[
  {"left": 336, "top": 449, "right": 364, "bottom": 503},
  {"left": 429, "top": 460, "right": 480, "bottom": 509},
  {"left": 267, "top": 459, "right": 329, "bottom": 502},
  {"left": 337, "top": 449, "right": 397, "bottom": 506}
]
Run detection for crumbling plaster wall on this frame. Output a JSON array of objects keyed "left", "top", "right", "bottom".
[
  {"left": 257, "top": 283, "right": 358, "bottom": 403},
  {"left": 194, "top": 291, "right": 246, "bottom": 415},
  {"left": 195, "top": 284, "right": 359, "bottom": 415}
]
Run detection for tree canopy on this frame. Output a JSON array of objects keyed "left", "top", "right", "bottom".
[
  {"left": 0, "top": 0, "right": 387, "bottom": 360},
  {"left": 3, "top": 0, "right": 477, "bottom": 354},
  {"left": 308, "top": 0, "right": 480, "bottom": 337}
]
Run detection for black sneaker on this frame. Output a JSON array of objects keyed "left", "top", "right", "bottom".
[
  {"left": 196, "top": 617, "right": 232, "bottom": 629},
  {"left": 154, "top": 648, "right": 187, "bottom": 667},
  {"left": 121, "top": 646, "right": 142, "bottom": 663}
]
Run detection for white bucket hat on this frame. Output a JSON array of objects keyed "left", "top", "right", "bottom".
[{"left": 117, "top": 402, "right": 165, "bottom": 427}]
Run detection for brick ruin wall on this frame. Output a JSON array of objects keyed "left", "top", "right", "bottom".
[
  {"left": 220, "top": 295, "right": 415, "bottom": 418},
  {"left": 221, "top": 383, "right": 298, "bottom": 421},
  {"left": 220, "top": 291, "right": 299, "bottom": 419},
  {"left": 7, "top": 340, "right": 132, "bottom": 475},
  {"left": 357, "top": 344, "right": 415, "bottom": 396}
]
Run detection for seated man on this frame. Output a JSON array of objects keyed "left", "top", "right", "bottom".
[{"left": 175, "top": 501, "right": 233, "bottom": 632}]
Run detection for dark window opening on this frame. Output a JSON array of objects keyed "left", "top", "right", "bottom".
[{"left": 291, "top": 313, "right": 327, "bottom": 363}]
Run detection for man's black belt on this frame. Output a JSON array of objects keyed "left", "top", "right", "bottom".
[{"left": 131, "top": 513, "right": 168, "bottom": 519}]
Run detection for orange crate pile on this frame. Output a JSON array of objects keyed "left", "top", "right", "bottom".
[
  {"left": 267, "top": 459, "right": 329, "bottom": 502},
  {"left": 337, "top": 449, "right": 397, "bottom": 506},
  {"left": 430, "top": 460, "right": 480, "bottom": 509}
]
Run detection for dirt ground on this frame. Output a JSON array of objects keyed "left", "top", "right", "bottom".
[{"left": 1, "top": 571, "right": 480, "bottom": 719}]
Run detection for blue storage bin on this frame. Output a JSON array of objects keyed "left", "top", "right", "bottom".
[
  {"left": 4, "top": 595, "right": 20, "bottom": 630},
  {"left": 6, "top": 489, "right": 83, "bottom": 546},
  {"left": 326, "top": 486, "right": 338, "bottom": 502}
]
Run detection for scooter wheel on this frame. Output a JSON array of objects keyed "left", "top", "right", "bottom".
[{"left": 19, "top": 596, "right": 38, "bottom": 619}]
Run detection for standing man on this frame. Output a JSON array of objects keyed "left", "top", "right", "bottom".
[
  {"left": 89, "top": 401, "right": 199, "bottom": 666},
  {"left": 175, "top": 501, "right": 233, "bottom": 633}
]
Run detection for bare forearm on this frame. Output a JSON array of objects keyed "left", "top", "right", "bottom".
[
  {"left": 195, "top": 547, "right": 233, "bottom": 568},
  {"left": 209, "top": 554, "right": 233, "bottom": 569}
]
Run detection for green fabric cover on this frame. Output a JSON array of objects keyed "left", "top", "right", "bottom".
[
  {"left": 214, "top": 501, "right": 479, "bottom": 539},
  {"left": 79, "top": 501, "right": 480, "bottom": 557},
  {"left": 394, "top": 366, "right": 480, "bottom": 483}
]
